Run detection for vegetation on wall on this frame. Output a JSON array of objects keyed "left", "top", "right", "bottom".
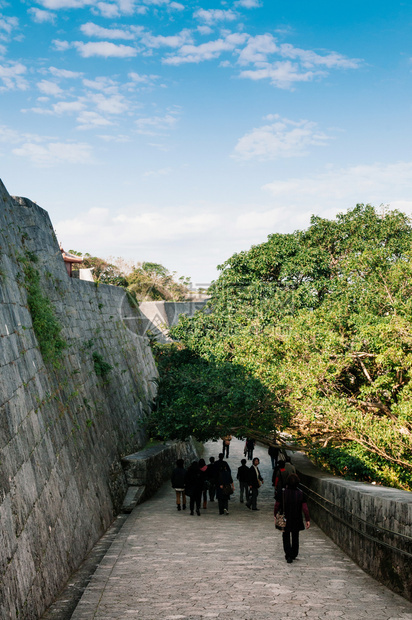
[
  {"left": 19, "top": 251, "right": 67, "bottom": 366},
  {"left": 92, "top": 351, "right": 113, "bottom": 379},
  {"left": 150, "top": 205, "right": 412, "bottom": 490}
]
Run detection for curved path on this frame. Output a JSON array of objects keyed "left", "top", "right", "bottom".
[{"left": 70, "top": 439, "right": 412, "bottom": 620}]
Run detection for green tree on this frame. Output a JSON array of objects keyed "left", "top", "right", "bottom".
[
  {"left": 69, "top": 251, "right": 128, "bottom": 286},
  {"left": 149, "top": 342, "right": 277, "bottom": 442},
  {"left": 152, "top": 205, "right": 412, "bottom": 489},
  {"left": 127, "top": 262, "right": 191, "bottom": 301}
]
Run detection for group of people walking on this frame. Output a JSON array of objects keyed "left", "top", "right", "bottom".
[
  {"left": 171, "top": 454, "right": 234, "bottom": 516},
  {"left": 171, "top": 441, "right": 310, "bottom": 563}
]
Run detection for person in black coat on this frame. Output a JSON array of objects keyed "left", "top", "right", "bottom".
[
  {"left": 236, "top": 458, "right": 250, "bottom": 503},
  {"left": 216, "top": 463, "right": 234, "bottom": 515},
  {"left": 268, "top": 445, "right": 279, "bottom": 470},
  {"left": 246, "top": 457, "right": 264, "bottom": 510},
  {"left": 171, "top": 458, "right": 187, "bottom": 511},
  {"left": 215, "top": 452, "right": 231, "bottom": 474},
  {"left": 206, "top": 456, "right": 217, "bottom": 502},
  {"left": 274, "top": 473, "right": 310, "bottom": 563},
  {"left": 245, "top": 438, "right": 255, "bottom": 460},
  {"left": 184, "top": 461, "right": 204, "bottom": 516},
  {"left": 272, "top": 460, "right": 289, "bottom": 501}
]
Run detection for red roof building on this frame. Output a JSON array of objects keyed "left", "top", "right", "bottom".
[{"left": 60, "top": 246, "right": 83, "bottom": 277}]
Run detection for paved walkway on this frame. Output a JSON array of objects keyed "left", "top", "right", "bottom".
[{"left": 70, "top": 439, "right": 412, "bottom": 620}]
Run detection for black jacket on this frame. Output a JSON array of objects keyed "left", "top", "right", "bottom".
[
  {"left": 216, "top": 468, "right": 233, "bottom": 499},
  {"left": 171, "top": 466, "right": 186, "bottom": 489},
  {"left": 185, "top": 466, "right": 205, "bottom": 493},
  {"left": 248, "top": 465, "right": 263, "bottom": 488},
  {"left": 237, "top": 464, "right": 249, "bottom": 482}
]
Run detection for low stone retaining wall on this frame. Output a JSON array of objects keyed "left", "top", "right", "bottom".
[
  {"left": 121, "top": 439, "right": 198, "bottom": 511},
  {"left": 292, "top": 452, "right": 412, "bottom": 602}
]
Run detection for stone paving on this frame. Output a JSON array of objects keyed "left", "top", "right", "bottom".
[{"left": 70, "top": 439, "right": 412, "bottom": 620}]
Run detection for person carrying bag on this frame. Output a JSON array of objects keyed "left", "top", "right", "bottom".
[{"left": 274, "top": 473, "right": 310, "bottom": 563}]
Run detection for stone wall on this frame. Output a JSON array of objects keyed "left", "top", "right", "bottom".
[
  {"left": 0, "top": 180, "right": 158, "bottom": 619},
  {"left": 293, "top": 452, "right": 412, "bottom": 602},
  {"left": 138, "top": 300, "right": 210, "bottom": 342},
  {"left": 122, "top": 438, "right": 198, "bottom": 505}
]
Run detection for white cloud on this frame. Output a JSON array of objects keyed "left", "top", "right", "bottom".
[
  {"left": 25, "top": 99, "right": 86, "bottom": 115},
  {"left": 142, "top": 29, "right": 192, "bottom": 49},
  {"left": 83, "top": 76, "right": 119, "bottom": 92},
  {"left": 163, "top": 33, "right": 248, "bottom": 65},
  {"left": 53, "top": 100, "right": 86, "bottom": 114},
  {"left": 235, "top": 207, "right": 286, "bottom": 232},
  {"left": 52, "top": 39, "right": 71, "bottom": 51},
  {"left": 28, "top": 8, "right": 56, "bottom": 23},
  {"left": 97, "top": 133, "right": 131, "bottom": 142},
  {"left": 135, "top": 112, "right": 178, "bottom": 134},
  {"left": 142, "top": 0, "right": 170, "bottom": 5},
  {"left": 12, "top": 140, "right": 94, "bottom": 166},
  {"left": 37, "top": 0, "right": 94, "bottom": 8},
  {"left": 128, "top": 71, "right": 158, "bottom": 83},
  {"left": 49, "top": 66, "right": 83, "bottom": 78},
  {"left": 93, "top": 0, "right": 146, "bottom": 16},
  {"left": 263, "top": 161, "right": 412, "bottom": 210},
  {"left": 0, "top": 62, "right": 28, "bottom": 91},
  {"left": 37, "top": 79, "right": 63, "bottom": 96},
  {"left": 80, "top": 21, "right": 141, "bottom": 39},
  {"left": 76, "top": 110, "right": 114, "bottom": 128},
  {"left": 0, "top": 125, "right": 28, "bottom": 144},
  {"left": 0, "top": 14, "right": 18, "bottom": 35},
  {"left": 233, "top": 115, "right": 332, "bottom": 160},
  {"left": 239, "top": 60, "right": 322, "bottom": 89},
  {"left": 197, "top": 25, "right": 213, "bottom": 36},
  {"left": 194, "top": 8, "right": 237, "bottom": 25},
  {"left": 279, "top": 43, "right": 361, "bottom": 69},
  {"left": 91, "top": 93, "right": 129, "bottom": 114},
  {"left": 142, "top": 166, "right": 172, "bottom": 177},
  {"left": 56, "top": 207, "right": 221, "bottom": 244},
  {"left": 235, "top": 0, "right": 261, "bottom": 7},
  {"left": 94, "top": 2, "right": 128, "bottom": 17},
  {"left": 232, "top": 35, "right": 361, "bottom": 88},
  {"left": 74, "top": 40, "right": 138, "bottom": 57},
  {"left": 112, "top": 0, "right": 136, "bottom": 13},
  {"left": 169, "top": 2, "right": 184, "bottom": 10},
  {"left": 237, "top": 34, "right": 278, "bottom": 65}
]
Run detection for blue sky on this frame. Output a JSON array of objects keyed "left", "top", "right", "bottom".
[{"left": 1, "top": 0, "right": 412, "bottom": 285}]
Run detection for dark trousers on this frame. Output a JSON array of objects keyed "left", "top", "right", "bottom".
[
  {"left": 246, "top": 448, "right": 253, "bottom": 460},
  {"left": 218, "top": 496, "right": 229, "bottom": 514},
  {"left": 248, "top": 487, "right": 258, "bottom": 509},
  {"left": 282, "top": 530, "right": 300, "bottom": 559},
  {"left": 239, "top": 480, "right": 249, "bottom": 502},
  {"left": 222, "top": 442, "right": 229, "bottom": 457},
  {"left": 190, "top": 491, "right": 201, "bottom": 513},
  {"left": 209, "top": 482, "right": 216, "bottom": 501}
]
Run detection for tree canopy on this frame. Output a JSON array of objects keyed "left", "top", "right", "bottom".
[
  {"left": 149, "top": 205, "right": 412, "bottom": 490},
  {"left": 128, "top": 262, "right": 191, "bottom": 301},
  {"left": 69, "top": 252, "right": 191, "bottom": 301}
]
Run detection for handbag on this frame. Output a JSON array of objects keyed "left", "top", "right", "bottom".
[
  {"left": 222, "top": 483, "right": 234, "bottom": 496},
  {"left": 275, "top": 490, "right": 287, "bottom": 531}
]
